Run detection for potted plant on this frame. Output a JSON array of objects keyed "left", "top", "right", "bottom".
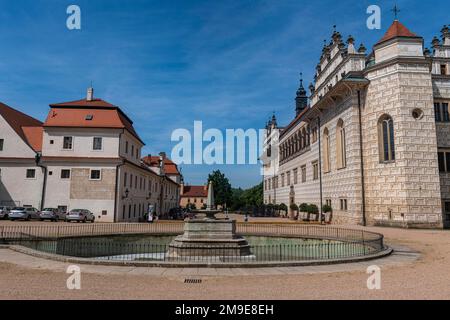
[
  {"left": 299, "top": 203, "right": 309, "bottom": 221},
  {"left": 279, "top": 203, "right": 288, "bottom": 218},
  {"left": 309, "top": 204, "right": 319, "bottom": 221},
  {"left": 322, "top": 204, "right": 332, "bottom": 223},
  {"left": 289, "top": 203, "right": 299, "bottom": 220}
]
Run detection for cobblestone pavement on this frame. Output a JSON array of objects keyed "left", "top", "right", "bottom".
[{"left": 0, "top": 224, "right": 449, "bottom": 300}]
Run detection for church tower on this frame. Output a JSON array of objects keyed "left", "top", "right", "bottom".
[{"left": 295, "top": 74, "right": 308, "bottom": 116}]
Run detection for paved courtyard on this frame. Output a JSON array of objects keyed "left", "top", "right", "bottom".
[{"left": 0, "top": 220, "right": 449, "bottom": 299}]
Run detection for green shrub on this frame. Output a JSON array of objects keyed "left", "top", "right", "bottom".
[{"left": 299, "top": 203, "right": 309, "bottom": 212}]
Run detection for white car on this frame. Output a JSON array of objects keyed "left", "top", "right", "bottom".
[
  {"left": 66, "top": 209, "right": 95, "bottom": 223},
  {"left": 9, "top": 207, "right": 40, "bottom": 221},
  {"left": 0, "top": 206, "right": 11, "bottom": 220}
]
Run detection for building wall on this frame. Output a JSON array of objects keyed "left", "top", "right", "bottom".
[
  {"left": 43, "top": 162, "right": 118, "bottom": 222},
  {"left": 180, "top": 196, "right": 207, "bottom": 208},
  {"left": 0, "top": 115, "right": 43, "bottom": 208},
  {"left": 363, "top": 60, "right": 443, "bottom": 228},
  {"left": 0, "top": 163, "right": 44, "bottom": 208},
  {"left": 266, "top": 94, "right": 363, "bottom": 224},
  {"left": 42, "top": 127, "right": 121, "bottom": 158}
]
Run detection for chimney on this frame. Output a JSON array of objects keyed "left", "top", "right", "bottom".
[
  {"left": 87, "top": 87, "right": 94, "bottom": 101},
  {"left": 159, "top": 152, "right": 165, "bottom": 174}
]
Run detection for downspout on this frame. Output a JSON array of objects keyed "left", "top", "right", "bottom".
[
  {"left": 317, "top": 117, "right": 324, "bottom": 223},
  {"left": 357, "top": 90, "right": 367, "bottom": 226},
  {"left": 35, "top": 153, "right": 47, "bottom": 211},
  {"left": 114, "top": 129, "right": 125, "bottom": 222}
]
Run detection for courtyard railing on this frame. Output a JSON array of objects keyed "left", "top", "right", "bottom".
[{"left": 0, "top": 222, "right": 386, "bottom": 264}]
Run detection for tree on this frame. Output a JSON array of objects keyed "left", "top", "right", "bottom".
[
  {"left": 230, "top": 187, "right": 245, "bottom": 211},
  {"left": 207, "top": 170, "right": 232, "bottom": 207}
]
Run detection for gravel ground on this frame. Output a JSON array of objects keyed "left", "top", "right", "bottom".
[{"left": 0, "top": 224, "right": 449, "bottom": 300}]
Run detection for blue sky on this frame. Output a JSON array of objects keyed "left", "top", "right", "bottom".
[{"left": 0, "top": 0, "right": 448, "bottom": 188}]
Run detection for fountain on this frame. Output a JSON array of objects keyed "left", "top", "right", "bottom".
[{"left": 168, "top": 181, "right": 251, "bottom": 258}]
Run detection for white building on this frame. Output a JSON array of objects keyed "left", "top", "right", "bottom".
[
  {"left": 0, "top": 88, "right": 181, "bottom": 222},
  {"left": 262, "top": 20, "right": 450, "bottom": 229}
]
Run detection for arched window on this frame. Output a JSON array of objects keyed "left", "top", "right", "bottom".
[
  {"left": 336, "top": 119, "right": 346, "bottom": 169},
  {"left": 378, "top": 115, "right": 395, "bottom": 162},
  {"left": 323, "top": 128, "right": 330, "bottom": 173}
]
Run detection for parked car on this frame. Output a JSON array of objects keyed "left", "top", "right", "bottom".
[
  {"left": 0, "top": 206, "right": 11, "bottom": 220},
  {"left": 9, "top": 207, "right": 40, "bottom": 221},
  {"left": 66, "top": 209, "right": 95, "bottom": 223},
  {"left": 39, "top": 208, "right": 66, "bottom": 222}
]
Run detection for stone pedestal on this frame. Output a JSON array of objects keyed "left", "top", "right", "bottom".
[{"left": 168, "top": 218, "right": 251, "bottom": 257}]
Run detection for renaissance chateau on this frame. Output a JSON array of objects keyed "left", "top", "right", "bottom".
[{"left": 262, "top": 20, "right": 450, "bottom": 229}]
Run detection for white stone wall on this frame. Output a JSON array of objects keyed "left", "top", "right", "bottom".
[
  {"left": 264, "top": 93, "right": 364, "bottom": 224},
  {"left": 0, "top": 114, "right": 44, "bottom": 208},
  {"left": 42, "top": 127, "right": 122, "bottom": 158},
  {"left": 363, "top": 61, "right": 443, "bottom": 227}
]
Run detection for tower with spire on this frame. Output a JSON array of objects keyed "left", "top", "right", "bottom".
[{"left": 295, "top": 73, "right": 308, "bottom": 116}]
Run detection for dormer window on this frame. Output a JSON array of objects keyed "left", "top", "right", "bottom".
[{"left": 85, "top": 114, "right": 94, "bottom": 120}]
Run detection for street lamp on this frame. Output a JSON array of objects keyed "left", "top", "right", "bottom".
[{"left": 122, "top": 188, "right": 129, "bottom": 199}]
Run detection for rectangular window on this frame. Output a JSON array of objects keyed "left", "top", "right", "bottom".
[
  {"left": 26, "top": 169, "right": 36, "bottom": 179},
  {"left": 286, "top": 171, "right": 291, "bottom": 185},
  {"left": 63, "top": 136, "right": 73, "bottom": 150},
  {"left": 60, "top": 169, "right": 71, "bottom": 179},
  {"left": 129, "top": 174, "right": 133, "bottom": 188},
  {"left": 443, "top": 103, "right": 449, "bottom": 122},
  {"left": 435, "top": 103, "right": 442, "bottom": 122},
  {"left": 441, "top": 64, "right": 447, "bottom": 75},
  {"left": 0, "top": 139, "right": 3, "bottom": 151},
  {"left": 340, "top": 199, "right": 348, "bottom": 211},
  {"left": 90, "top": 169, "right": 101, "bottom": 180},
  {"left": 93, "top": 137, "right": 102, "bottom": 150},
  {"left": 281, "top": 173, "right": 285, "bottom": 187},
  {"left": 293, "top": 169, "right": 298, "bottom": 184},
  {"left": 312, "top": 161, "right": 319, "bottom": 180},
  {"left": 301, "top": 165, "right": 306, "bottom": 183},
  {"left": 438, "top": 152, "right": 446, "bottom": 172},
  {"left": 125, "top": 141, "right": 129, "bottom": 154},
  {"left": 446, "top": 153, "right": 450, "bottom": 172},
  {"left": 124, "top": 172, "right": 127, "bottom": 187},
  {"left": 131, "top": 145, "right": 134, "bottom": 158}
]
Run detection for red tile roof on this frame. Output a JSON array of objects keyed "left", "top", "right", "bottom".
[
  {"left": 22, "top": 126, "right": 43, "bottom": 152},
  {"left": 141, "top": 155, "right": 180, "bottom": 175},
  {"left": 44, "top": 98, "right": 143, "bottom": 144},
  {"left": 181, "top": 185, "right": 208, "bottom": 197},
  {"left": 0, "top": 102, "right": 43, "bottom": 152},
  {"left": 376, "top": 20, "right": 419, "bottom": 45},
  {"left": 49, "top": 98, "right": 116, "bottom": 108}
]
